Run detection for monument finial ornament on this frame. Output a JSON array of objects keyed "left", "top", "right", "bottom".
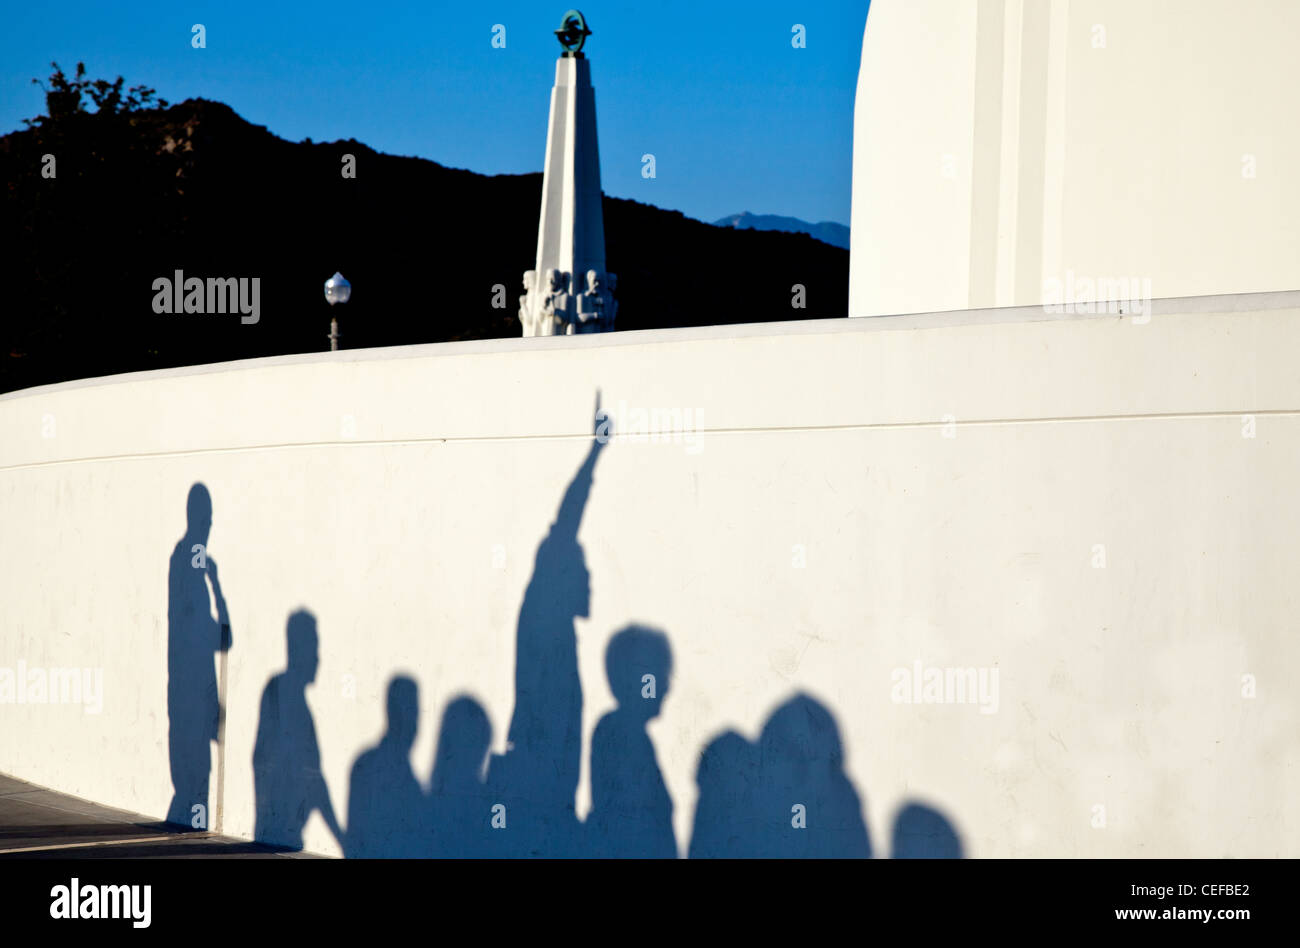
[{"left": 555, "top": 10, "right": 592, "bottom": 56}]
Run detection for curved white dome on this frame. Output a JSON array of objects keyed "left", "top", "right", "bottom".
[{"left": 850, "top": 0, "right": 1300, "bottom": 317}]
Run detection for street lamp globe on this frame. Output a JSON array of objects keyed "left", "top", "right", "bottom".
[{"left": 324, "top": 271, "right": 351, "bottom": 306}]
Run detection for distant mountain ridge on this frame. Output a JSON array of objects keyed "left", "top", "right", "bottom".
[{"left": 714, "top": 212, "right": 850, "bottom": 250}]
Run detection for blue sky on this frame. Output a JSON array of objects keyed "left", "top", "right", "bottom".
[{"left": 0, "top": 2, "right": 868, "bottom": 225}]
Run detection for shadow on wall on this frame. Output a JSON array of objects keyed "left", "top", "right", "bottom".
[
  {"left": 346, "top": 676, "right": 426, "bottom": 857},
  {"left": 165, "top": 483, "right": 231, "bottom": 830},
  {"left": 477, "top": 398, "right": 611, "bottom": 857},
  {"left": 891, "top": 802, "right": 964, "bottom": 858},
  {"left": 427, "top": 694, "right": 494, "bottom": 857},
  {"left": 344, "top": 682, "right": 499, "bottom": 858},
  {"left": 251, "top": 610, "right": 344, "bottom": 852},
  {"left": 689, "top": 694, "right": 872, "bottom": 857},
  {"left": 165, "top": 396, "right": 966, "bottom": 856},
  {"left": 587, "top": 625, "right": 677, "bottom": 858}
]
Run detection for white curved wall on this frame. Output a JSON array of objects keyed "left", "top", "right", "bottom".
[
  {"left": 2, "top": 296, "right": 1298, "bottom": 856},
  {"left": 850, "top": 0, "right": 1300, "bottom": 317}
]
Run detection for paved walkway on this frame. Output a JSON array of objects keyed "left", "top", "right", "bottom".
[{"left": 0, "top": 773, "right": 319, "bottom": 858}]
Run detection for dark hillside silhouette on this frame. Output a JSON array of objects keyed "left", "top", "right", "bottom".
[{"left": 0, "top": 75, "right": 848, "bottom": 395}]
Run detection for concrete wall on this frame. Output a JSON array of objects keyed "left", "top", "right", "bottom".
[
  {"left": 850, "top": 0, "right": 1300, "bottom": 317},
  {"left": 2, "top": 294, "right": 1298, "bottom": 857}
]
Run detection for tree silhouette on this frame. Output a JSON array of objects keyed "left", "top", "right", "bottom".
[{"left": 23, "top": 61, "right": 167, "bottom": 128}]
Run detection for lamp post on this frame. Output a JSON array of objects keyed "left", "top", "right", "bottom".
[{"left": 324, "top": 271, "right": 351, "bottom": 351}]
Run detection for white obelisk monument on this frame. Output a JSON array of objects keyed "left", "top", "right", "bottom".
[{"left": 519, "top": 10, "right": 618, "bottom": 336}]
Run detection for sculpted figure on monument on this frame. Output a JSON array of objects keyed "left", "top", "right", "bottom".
[
  {"left": 519, "top": 270, "right": 538, "bottom": 334},
  {"left": 544, "top": 268, "right": 571, "bottom": 333},
  {"left": 576, "top": 269, "right": 617, "bottom": 333},
  {"left": 519, "top": 268, "right": 574, "bottom": 335}
]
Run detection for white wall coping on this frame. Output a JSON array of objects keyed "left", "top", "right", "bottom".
[{"left": 5, "top": 289, "right": 1297, "bottom": 403}]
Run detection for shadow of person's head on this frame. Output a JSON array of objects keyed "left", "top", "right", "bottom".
[
  {"left": 385, "top": 676, "right": 419, "bottom": 751},
  {"left": 697, "top": 729, "right": 755, "bottom": 790},
  {"left": 759, "top": 692, "right": 844, "bottom": 773},
  {"left": 891, "top": 802, "right": 964, "bottom": 858},
  {"left": 432, "top": 695, "right": 491, "bottom": 789},
  {"left": 185, "top": 483, "right": 212, "bottom": 545},
  {"left": 285, "top": 610, "right": 319, "bottom": 685},
  {"left": 605, "top": 624, "right": 672, "bottom": 720}
]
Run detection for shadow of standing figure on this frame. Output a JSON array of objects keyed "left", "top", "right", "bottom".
[
  {"left": 587, "top": 625, "right": 677, "bottom": 857},
  {"left": 252, "top": 609, "right": 344, "bottom": 852},
  {"left": 485, "top": 394, "right": 611, "bottom": 857},
  {"left": 689, "top": 693, "right": 872, "bottom": 858},
  {"left": 427, "top": 695, "right": 493, "bottom": 857},
  {"left": 166, "top": 483, "right": 232, "bottom": 829},
  {"left": 754, "top": 694, "right": 872, "bottom": 857},
  {"left": 688, "top": 730, "right": 761, "bottom": 858},
  {"left": 346, "top": 676, "right": 426, "bottom": 857}
]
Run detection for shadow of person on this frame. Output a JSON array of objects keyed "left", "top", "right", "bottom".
[
  {"left": 587, "top": 625, "right": 677, "bottom": 857},
  {"left": 485, "top": 394, "right": 611, "bottom": 857},
  {"left": 427, "top": 695, "right": 493, "bottom": 857},
  {"left": 165, "top": 482, "right": 232, "bottom": 829},
  {"left": 688, "top": 730, "right": 760, "bottom": 858},
  {"left": 689, "top": 693, "right": 872, "bottom": 858},
  {"left": 251, "top": 609, "right": 344, "bottom": 852},
  {"left": 345, "top": 676, "right": 426, "bottom": 857},
  {"left": 753, "top": 693, "right": 872, "bottom": 857},
  {"left": 891, "top": 802, "right": 964, "bottom": 858}
]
